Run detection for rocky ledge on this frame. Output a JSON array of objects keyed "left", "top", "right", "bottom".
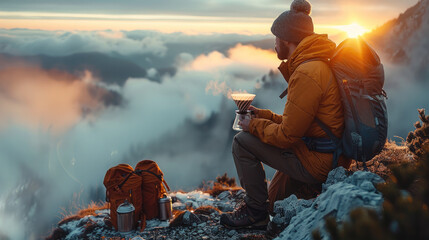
[{"left": 47, "top": 166, "right": 389, "bottom": 240}]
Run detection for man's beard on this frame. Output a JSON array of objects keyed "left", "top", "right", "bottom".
[{"left": 275, "top": 42, "right": 289, "bottom": 61}]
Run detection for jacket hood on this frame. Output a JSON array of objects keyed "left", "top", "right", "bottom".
[{"left": 279, "top": 34, "right": 336, "bottom": 82}]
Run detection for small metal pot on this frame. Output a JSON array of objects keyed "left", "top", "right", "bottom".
[
  {"left": 117, "top": 200, "right": 135, "bottom": 232},
  {"left": 159, "top": 195, "right": 172, "bottom": 220}
]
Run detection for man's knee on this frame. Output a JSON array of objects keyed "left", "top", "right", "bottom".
[
  {"left": 233, "top": 131, "right": 254, "bottom": 145},
  {"left": 232, "top": 133, "right": 241, "bottom": 155},
  {"left": 232, "top": 132, "right": 251, "bottom": 154}
]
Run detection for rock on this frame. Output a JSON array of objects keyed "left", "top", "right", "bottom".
[
  {"left": 217, "top": 191, "right": 232, "bottom": 200},
  {"left": 185, "top": 200, "right": 195, "bottom": 208},
  {"left": 231, "top": 235, "right": 240, "bottom": 240},
  {"left": 227, "top": 230, "right": 237, "bottom": 237},
  {"left": 360, "top": 180, "right": 377, "bottom": 192},
  {"left": 210, "top": 212, "right": 219, "bottom": 217},
  {"left": 215, "top": 202, "right": 234, "bottom": 212},
  {"left": 344, "top": 170, "right": 384, "bottom": 186},
  {"left": 272, "top": 194, "right": 314, "bottom": 226},
  {"left": 198, "top": 222, "right": 206, "bottom": 228},
  {"left": 197, "top": 214, "right": 210, "bottom": 222},
  {"left": 172, "top": 210, "right": 202, "bottom": 227},
  {"left": 322, "top": 167, "right": 348, "bottom": 192},
  {"left": 275, "top": 170, "right": 385, "bottom": 240},
  {"left": 172, "top": 202, "right": 186, "bottom": 210},
  {"left": 236, "top": 189, "right": 245, "bottom": 196},
  {"left": 130, "top": 237, "right": 144, "bottom": 240}
]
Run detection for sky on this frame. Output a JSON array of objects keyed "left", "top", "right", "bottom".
[{"left": 0, "top": 0, "right": 420, "bottom": 35}]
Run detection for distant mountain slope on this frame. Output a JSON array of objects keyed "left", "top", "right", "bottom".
[
  {"left": 363, "top": 0, "right": 429, "bottom": 137},
  {"left": 365, "top": 0, "right": 429, "bottom": 67}
]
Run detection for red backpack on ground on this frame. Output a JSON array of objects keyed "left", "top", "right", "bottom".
[
  {"left": 103, "top": 164, "right": 144, "bottom": 231},
  {"left": 136, "top": 160, "right": 170, "bottom": 220},
  {"left": 103, "top": 160, "right": 170, "bottom": 231}
]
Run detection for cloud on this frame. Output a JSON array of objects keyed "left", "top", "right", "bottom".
[
  {"left": 189, "top": 44, "right": 277, "bottom": 72},
  {"left": 0, "top": 29, "right": 167, "bottom": 57},
  {"left": 190, "top": 44, "right": 278, "bottom": 97},
  {"left": 384, "top": 63, "right": 429, "bottom": 138},
  {"left": 125, "top": 30, "right": 270, "bottom": 44},
  {"left": 0, "top": 62, "right": 111, "bottom": 133},
  {"left": 227, "top": 44, "right": 278, "bottom": 69}
]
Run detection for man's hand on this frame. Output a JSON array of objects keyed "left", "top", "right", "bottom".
[
  {"left": 238, "top": 114, "right": 251, "bottom": 132},
  {"left": 248, "top": 105, "right": 261, "bottom": 118}
]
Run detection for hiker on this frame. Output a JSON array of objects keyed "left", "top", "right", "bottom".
[{"left": 220, "top": 0, "right": 352, "bottom": 229}]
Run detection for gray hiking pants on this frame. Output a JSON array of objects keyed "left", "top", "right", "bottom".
[{"left": 232, "top": 132, "right": 319, "bottom": 210}]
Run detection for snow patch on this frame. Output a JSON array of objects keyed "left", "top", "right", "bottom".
[{"left": 170, "top": 190, "right": 244, "bottom": 212}]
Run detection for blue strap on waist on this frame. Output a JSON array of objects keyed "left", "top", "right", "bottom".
[{"left": 302, "top": 137, "right": 337, "bottom": 153}]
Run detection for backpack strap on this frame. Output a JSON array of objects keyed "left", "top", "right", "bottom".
[
  {"left": 135, "top": 169, "right": 171, "bottom": 191},
  {"left": 342, "top": 80, "right": 366, "bottom": 165},
  {"left": 135, "top": 169, "right": 161, "bottom": 180},
  {"left": 279, "top": 88, "right": 288, "bottom": 99},
  {"left": 117, "top": 172, "right": 135, "bottom": 189},
  {"left": 314, "top": 118, "right": 339, "bottom": 144},
  {"left": 162, "top": 179, "right": 171, "bottom": 192},
  {"left": 302, "top": 137, "right": 337, "bottom": 153},
  {"left": 314, "top": 118, "right": 342, "bottom": 168}
]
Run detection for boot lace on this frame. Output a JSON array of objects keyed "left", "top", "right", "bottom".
[{"left": 231, "top": 200, "right": 249, "bottom": 220}]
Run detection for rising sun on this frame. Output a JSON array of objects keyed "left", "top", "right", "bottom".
[{"left": 338, "top": 22, "right": 369, "bottom": 38}]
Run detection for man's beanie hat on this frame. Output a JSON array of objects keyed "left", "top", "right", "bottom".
[{"left": 271, "top": 0, "right": 314, "bottom": 43}]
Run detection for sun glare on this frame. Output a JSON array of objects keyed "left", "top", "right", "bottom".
[{"left": 338, "top": 23, "right": 369, "bottom": 38}]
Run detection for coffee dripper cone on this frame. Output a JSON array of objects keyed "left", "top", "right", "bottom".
[{"left": 231, "top": 93, "right": 255, "bottom": 131}]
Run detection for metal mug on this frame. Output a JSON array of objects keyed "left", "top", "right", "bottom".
[
  {"left": 159, "top": 195, "right": 173, "bottom": 220},
  {"left": 117, "top": 200, "right": 135, "bottom": 232}
]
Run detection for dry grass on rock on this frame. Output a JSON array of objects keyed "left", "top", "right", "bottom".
[
  {"left": 202, "top": 173, "right": 243, "bottom": 197},
  {"left": 349, "top": 140, "right": 414, "bottom": 180},
  {"left": 407, "top": 108, "right": 429, "bottom": 158},
  {"left": 57, "top": 201, "right": 108, "bottom": 226}
]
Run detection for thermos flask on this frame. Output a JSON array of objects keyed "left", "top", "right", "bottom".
[
  {"left": 159, "top": 195, "right": 173, "bottom": 220},
  {"left": 117, "top": 200, "right": 135, "bottom": 232}
]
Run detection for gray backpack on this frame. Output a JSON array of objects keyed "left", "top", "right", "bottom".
[
  {"left": 320, "top": 38, "right": 388, "bottom": 167},
  {"left": 282, "top": 38, "right": 388, "bottom": 168}
]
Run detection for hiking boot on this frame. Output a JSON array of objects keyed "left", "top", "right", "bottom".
[
  {"left": 265, "top": 220, "right": 287, "bottom": 239},
  {"left": 220, "top": 201, "right": 269, "bottom": 230}
]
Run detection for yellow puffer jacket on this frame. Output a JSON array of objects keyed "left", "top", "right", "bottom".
[{"left": 249, "top": 34, "right": 351, "bottom": 182}]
